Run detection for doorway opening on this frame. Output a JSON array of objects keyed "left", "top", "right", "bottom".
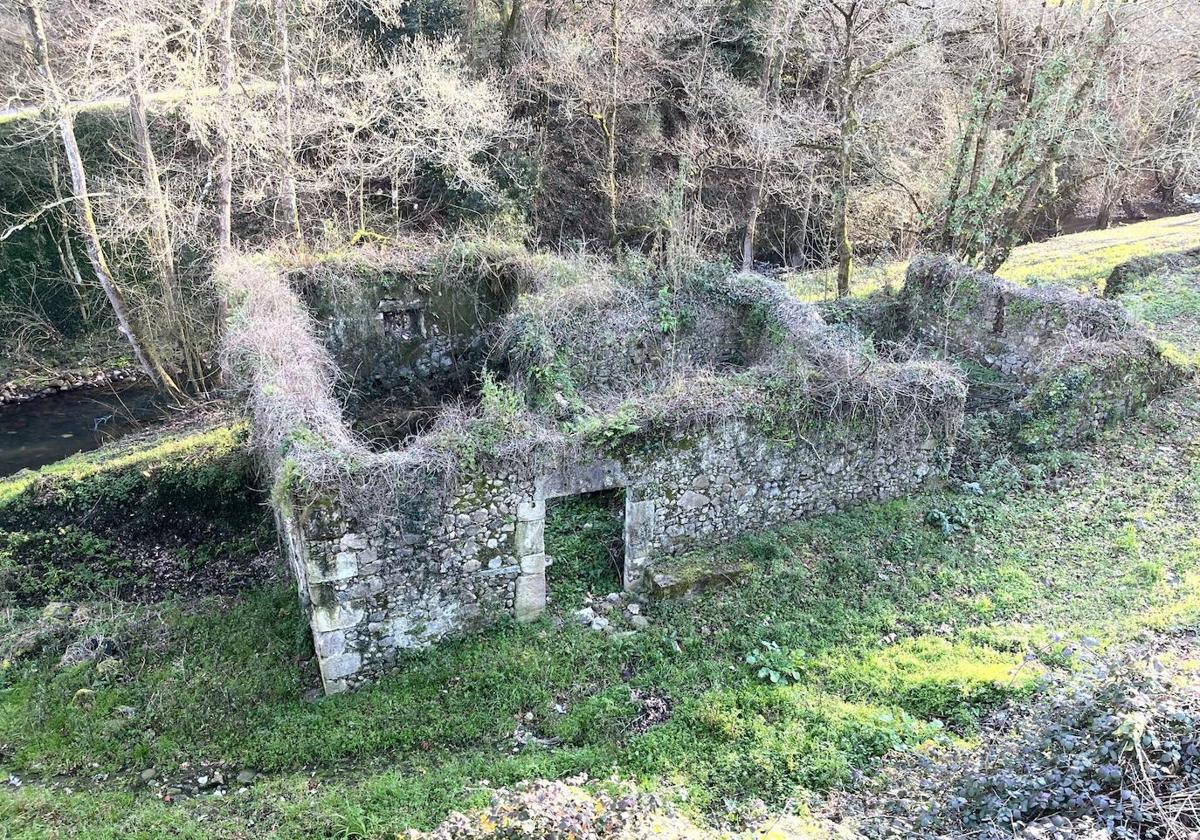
[{"left": 544, "top": 488, "right": 625, "bottom": 607}]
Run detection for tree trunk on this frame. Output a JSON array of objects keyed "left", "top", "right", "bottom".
[
  {"left": 832, "top": 9, "right": 857, "bottom": 299},
  {"left": 834, "top": 88, "right": 855, "bottom": 297},
  {"left": 275, "top": 0, "right": 301, "bottom": 240},
  {"left": 500, "top": 0, "right": 525, "bottom": 71},
  {"left": 1095, "top": 171, "right": 1116, "bottom": 230},
  {"left": 463, "top": 0, "right": 481, "bottom": 53},
  {"left": 130, "top": 61, "right": 206, "bottom": 390},
  {"left": 1120, "top": 195, "right": 1144, "bottom": 221},
  {"left": 742, "top": 167, "right": 765, "bottom": 271},
  {"left": 47, "top": 156, "right": 92, "bottom": 320},
  {"left": 216, "top": 0, "right": 235, "bottom": 251},
  {"left": 986, "top": 163, "right": 1050, "bottom": 271},
  {"left": 833, "top": 167, "right": 853, "bottom": 298},
  {"left": 941, "top": 81, "right": 995, "bottom": 252},
  {"left": 24, "top": 0, "right": 180, "bottom": 397},
  {"left": 603, "top": 0, "right": 621, "bottom": 246}
]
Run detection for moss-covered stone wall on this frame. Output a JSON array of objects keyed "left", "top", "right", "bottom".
[
  {"left": 897, "top": 255, "right": 1187, "bottom": 448},
  {"left": 287, "top": 407, "right": 960, "bottom": 694},
  {"left": 294, "top": 251, "right": 519, "bottom": 411}
]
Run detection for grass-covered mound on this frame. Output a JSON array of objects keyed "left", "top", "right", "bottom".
[
  {"left": 0, "top": 417, "right": 273, "bottom": 604},
  {"left": 782, "top": 214, "right": 1200, "bottom": 303},
  {"left": 999, "top": 212, "right": 1200, "bottom": 290}
]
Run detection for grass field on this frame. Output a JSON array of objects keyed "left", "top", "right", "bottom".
[
  {"left": 785, "top": 212, "right": 1200, "bottom": 301},
  {"left": 1, "top": 217, "right": 1199, "bottom": 838},
  {"left": 998, "top": 212, "right": 1200, "bottom": 290}
]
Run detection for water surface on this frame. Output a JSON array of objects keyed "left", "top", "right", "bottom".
[{"left": 0, "top": 384, "right": 170, "bottom": 477}]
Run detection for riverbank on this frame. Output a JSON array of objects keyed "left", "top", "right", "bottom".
[
  {"left": 0, "top": 411, "right": 275, "bottom": 605},
  {"left": 0, "top": 366, "right": 140, "bottom": 406}
]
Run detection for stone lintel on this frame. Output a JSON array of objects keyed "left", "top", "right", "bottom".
[{"left": 537, "top": 460, "right": 626, "bottom": 499}]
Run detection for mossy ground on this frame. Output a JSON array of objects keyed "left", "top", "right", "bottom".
[{"left": 1, "top": 222, "right": 1199, "bottom": 838}]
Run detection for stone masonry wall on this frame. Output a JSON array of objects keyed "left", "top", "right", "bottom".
[
  {"left": 899, "top": 255, "right": 1144, "bottom": 382},
  {"left": 898, "top": 255, "right": 1185, "bottom": 448},
  {"left": 299, "top": 266, "right": 515, "bottom": 408},
  {"left": 287, "top": 411, "right": 958, "bottom": 694}
]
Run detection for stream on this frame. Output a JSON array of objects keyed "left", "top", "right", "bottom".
[{"left": 0, "top": 384, "right": 171, "bottom": 477}]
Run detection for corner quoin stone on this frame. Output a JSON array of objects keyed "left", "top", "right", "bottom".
[
  {"left": 515, "top": 516, "right": 545, "bottom": 556},
  {"left": 306, "top": 549, "right": 359, "bottom": 584},
  {"left": 311, "top": 603, "right": 365, "bottom": 633},
  {"left": 514, "top": 572, "right": 546, "bottom": 622},
  {"left": 318, "top": 652, "right": 362, "bottom": 682},
  {"left": 517, "top": 498, "right": 545, "bottom": 521}
]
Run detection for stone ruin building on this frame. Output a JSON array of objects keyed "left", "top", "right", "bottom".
[{"left": 220, "top": 245, "right": 1184, "bottom": 694}]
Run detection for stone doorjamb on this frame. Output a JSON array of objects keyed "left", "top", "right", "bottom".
[{"left": 513, "top": 459, "right": 654, "bottom": 622}]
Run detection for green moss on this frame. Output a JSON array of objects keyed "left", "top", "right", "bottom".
[
  {"left": 567, "top": 404, "right": 643, "bottom": 452},
  {"left": 0, "top": 422, "right": 249, "bottom": 507},
  {"left": 1002, "top": 294, "right": 1054, "bottom": 323},
  {"left": 946, "top": 280, "right": 984, "bottom": 320}
]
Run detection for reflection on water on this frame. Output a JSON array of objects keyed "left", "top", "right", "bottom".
[{"left": 0, "top": 384, "right": 170, "bottom": 477}]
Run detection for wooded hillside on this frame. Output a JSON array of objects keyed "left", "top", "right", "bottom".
[{"left": 1, "top": 0, "right": 1197, "bottom": 394}]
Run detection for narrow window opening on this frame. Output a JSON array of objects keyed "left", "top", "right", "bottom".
[
  {"left": 378, "top": 298, "right": 427, "bottom": 340},
  {"left": 992, "top": 292, "right": 1006, "bottom": 335}
]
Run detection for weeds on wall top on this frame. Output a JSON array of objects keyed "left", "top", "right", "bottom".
[{"left": 221, "top": 240, "right": 967, "bottom": 520}]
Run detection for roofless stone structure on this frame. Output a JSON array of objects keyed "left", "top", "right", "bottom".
[{"left": 221, "top": 243, "right": 1179, "bottom": 694}]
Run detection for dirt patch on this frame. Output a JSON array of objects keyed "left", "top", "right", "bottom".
[{"left": 629, "top": 689, "right": 673, "bottom": 734}]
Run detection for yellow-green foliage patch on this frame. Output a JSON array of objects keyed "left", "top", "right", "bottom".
[
  {"left": 1116, "top": 264, "right": 1200, "bottom": 355},
  {"left": 783, "top": 262, "right": 908, "bottom": 302},
  {"left": 806, "top": 636, "right": 1041, "bottom": 728},
  {"left": 780, "top": 213, "right": 1200, "bottom": 302},
  {"left": 0, "top": 421, "right": 249, "bottom": 507},
  {"left": 997, "top": 213, "right": 1200, "bottom": 290}
]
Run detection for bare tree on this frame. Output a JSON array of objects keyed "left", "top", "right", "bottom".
[
  {"left": 937, "top": 0, "right": 1121, "bottom": 270},
  {"left": 129, "top": 50, "right": 206, "bottom": 389},
  {"left": 215, "top": 0, "right": 235, "bottom": 252},
  {"left": 814, "top": 0, "right": 927, "bottom": 296},
  {"left": 22, "top": 0, "right": 181, "bottom": 396},
  {"left": 275, "top": 0, "right": 301, "bottom": 240}
]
